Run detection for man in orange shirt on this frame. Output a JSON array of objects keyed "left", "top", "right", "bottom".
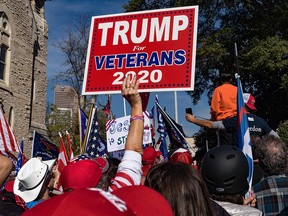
[
  {"left": 210, "top": 73, "right": 237, "bottom": 121},
  {"left": 210, "top": 73, "right": 237, "bottom": 145}
]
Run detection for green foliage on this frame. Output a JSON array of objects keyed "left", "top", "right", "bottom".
[
  {"left": 46, "top": 102, "right": 111, "bottom": 157},
  {"left": 242, "top": 36, "right": 288, "bottom": 72},
  {"left": 277, "top": 121, "right": 288, "bottom": 144},
  {"left": 124, "top": 0, "right": 288, "bottom": 140},
  {"left": 46, "top": 104, "right": 81, "bottom": 155},
  {"left": 193, "top": 128, "right": 217, "bottom": 149}
]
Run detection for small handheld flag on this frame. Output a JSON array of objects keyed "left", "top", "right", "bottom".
[{"left": 85, "top": 105, "right": 107, "bottom": 158}]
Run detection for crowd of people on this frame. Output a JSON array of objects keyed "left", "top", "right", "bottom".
[{"left": 0, "top": 75, "right": 287, "bottom": 216}]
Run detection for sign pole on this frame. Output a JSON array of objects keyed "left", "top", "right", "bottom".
[
  {"left": 123, "top": 98, "right": 127, "bottom": 116},
  {"left": 174, "top": 91, "right": 178, "bottom": 123}
]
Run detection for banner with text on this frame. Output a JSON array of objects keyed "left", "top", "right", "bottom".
[
  {"left": 82, "top": 6, "right": 199, "bottom": 95},
  {"left": 106, "top": 112, "right": 152, "bottom": 152}
]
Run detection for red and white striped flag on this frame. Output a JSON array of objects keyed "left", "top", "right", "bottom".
[
  {"left": 58, "top": 132, "right": 69, "bottom": 173},
  {"left": 0, "top": 108, "right": 20, "bottom": 154},
  {"left": 65, "top": 131, "right": 74, "bottom": 160}
]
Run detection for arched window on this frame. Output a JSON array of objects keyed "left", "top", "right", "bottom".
[{"left": 0, "top": 12, "right": 10, "bottom": 82}]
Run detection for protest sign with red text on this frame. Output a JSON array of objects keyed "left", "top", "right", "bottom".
[{"left": 82, "top": 6, "right": 198, "bottom": 95}]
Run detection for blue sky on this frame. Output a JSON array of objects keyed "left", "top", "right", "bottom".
[{"left": 44, "top": 0, "right": 210, "bottom": 137}]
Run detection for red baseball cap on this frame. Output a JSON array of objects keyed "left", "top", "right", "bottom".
[
  {"left": 60, "top": 157, "right": 102, "bottom": 191},
  {"left": 243, "top": 93, "right": 257, "bottom": 111},
  {"left": 23, "top": 188, "right": 136, "bottom": 216},
  {"left": 94, "top": 157, "right": 109, "bottom": 173},
  {"left": 112, "top": 186, "right": 173, "bottom": 216},
  {"left": 142, "top": 147, "right": 162, "bottom": 165},
  {"left": 141, "top": 164, "right": 152, "bottom": 177},
  {"left": 170, "top": 148, "right": 193, "bottom": 165}
]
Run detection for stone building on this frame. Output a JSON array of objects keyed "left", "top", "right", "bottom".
[{"left": 0, "top": 0, "right": 48, "bottom": 156}]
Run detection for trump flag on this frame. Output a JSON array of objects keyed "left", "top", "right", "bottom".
[{"left": 31, "top": 131, "right": 59, "bottom": 160}]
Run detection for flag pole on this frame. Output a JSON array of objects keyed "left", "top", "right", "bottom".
[
  {"left": 174, "top": 91, "right": 178, "bottom": 123},
  {"left": 234, "top": 43, "right": 240, "bottom": 74},
  {"left": 30, "top": 130, "right": 36, "bottom": 158},
  {"left": 82, "top": 104, "right": 95, "bottom": 154},
  {"left": 78, "top": 109, "right": 83, "bottom": 154},
  {"left": 123, "top": 98, "right": 127, "bottom": 116},
  {"left": 109, "top": 94, "right": 113, "bottom": 120}
]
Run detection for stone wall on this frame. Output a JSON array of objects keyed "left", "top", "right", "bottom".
[{"left": 0, "top": 0, "right": 48, "bottom": 157}]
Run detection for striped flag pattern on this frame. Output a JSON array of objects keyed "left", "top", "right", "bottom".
[
  {"left": 58, "top": 132, "right": 69, "bottom": 173},
  {"left": 15, "top": 139, "right": 24, "bottom": 176},
  {"left": 85, "top": 106, "right": 107, "bottom": 158},
  {"left": 0, "top": 108, "right": 20, "bottom": 153},
  {"left": 66, "top": 131, "right": 74, "bottom": 160},
  {"left": 236, "top": 74, "right": 253, "bottom": 192}
]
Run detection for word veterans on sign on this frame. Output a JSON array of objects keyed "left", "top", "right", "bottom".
[
  {"left": 95, "top": 50, "right": 186, "bottom": 70},
  {"left": 82, "top": 6, "right": 199, "bottom": 95}
]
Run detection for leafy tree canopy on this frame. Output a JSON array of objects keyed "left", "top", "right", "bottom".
[{"left": 124, "top": 0, "right": 288, "bottom": 147}]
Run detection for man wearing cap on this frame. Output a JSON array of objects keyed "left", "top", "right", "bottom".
[{"left": 186, "top": 93, "right": 279, "bottom": 146}]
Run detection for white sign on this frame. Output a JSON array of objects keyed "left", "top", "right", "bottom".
[{"left": 106, "top": 112, "right": 152, "bottom": 152}]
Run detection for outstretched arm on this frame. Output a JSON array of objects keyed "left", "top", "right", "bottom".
[
  {"left": 109, "top": 76, "right": 144, "bottom": 191},
  {"left": 185, "top": 114, "right": 214, "bottom": 128},
  {"left": 0, "top": 155, "right": 13, "bottom": 187},
  {"left": 122, "top": 76, "right": 144, "bottom": 155}
]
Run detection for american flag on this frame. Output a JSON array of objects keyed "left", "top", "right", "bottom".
[
  {"left": 0, "top": 108, "right": 20, "bottom": 154},
  {"left": 236, "top": 74, "right": 253, "bottom": 193},
  {"left": 70, "top": 153, "right": 92, "bottom": 163},
  {"left": 85, "top": 106, "right": 107, "bottom": 158},
  {"left": 155, "top": 96, "right": 168, "bottom": 158},
  {"left": 15, "top": 139, "right": 24, "bottom": 176}
]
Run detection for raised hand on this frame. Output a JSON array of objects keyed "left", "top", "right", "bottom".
[{"left": 121, "top": 75, "right": 141, "bottom": 108}]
